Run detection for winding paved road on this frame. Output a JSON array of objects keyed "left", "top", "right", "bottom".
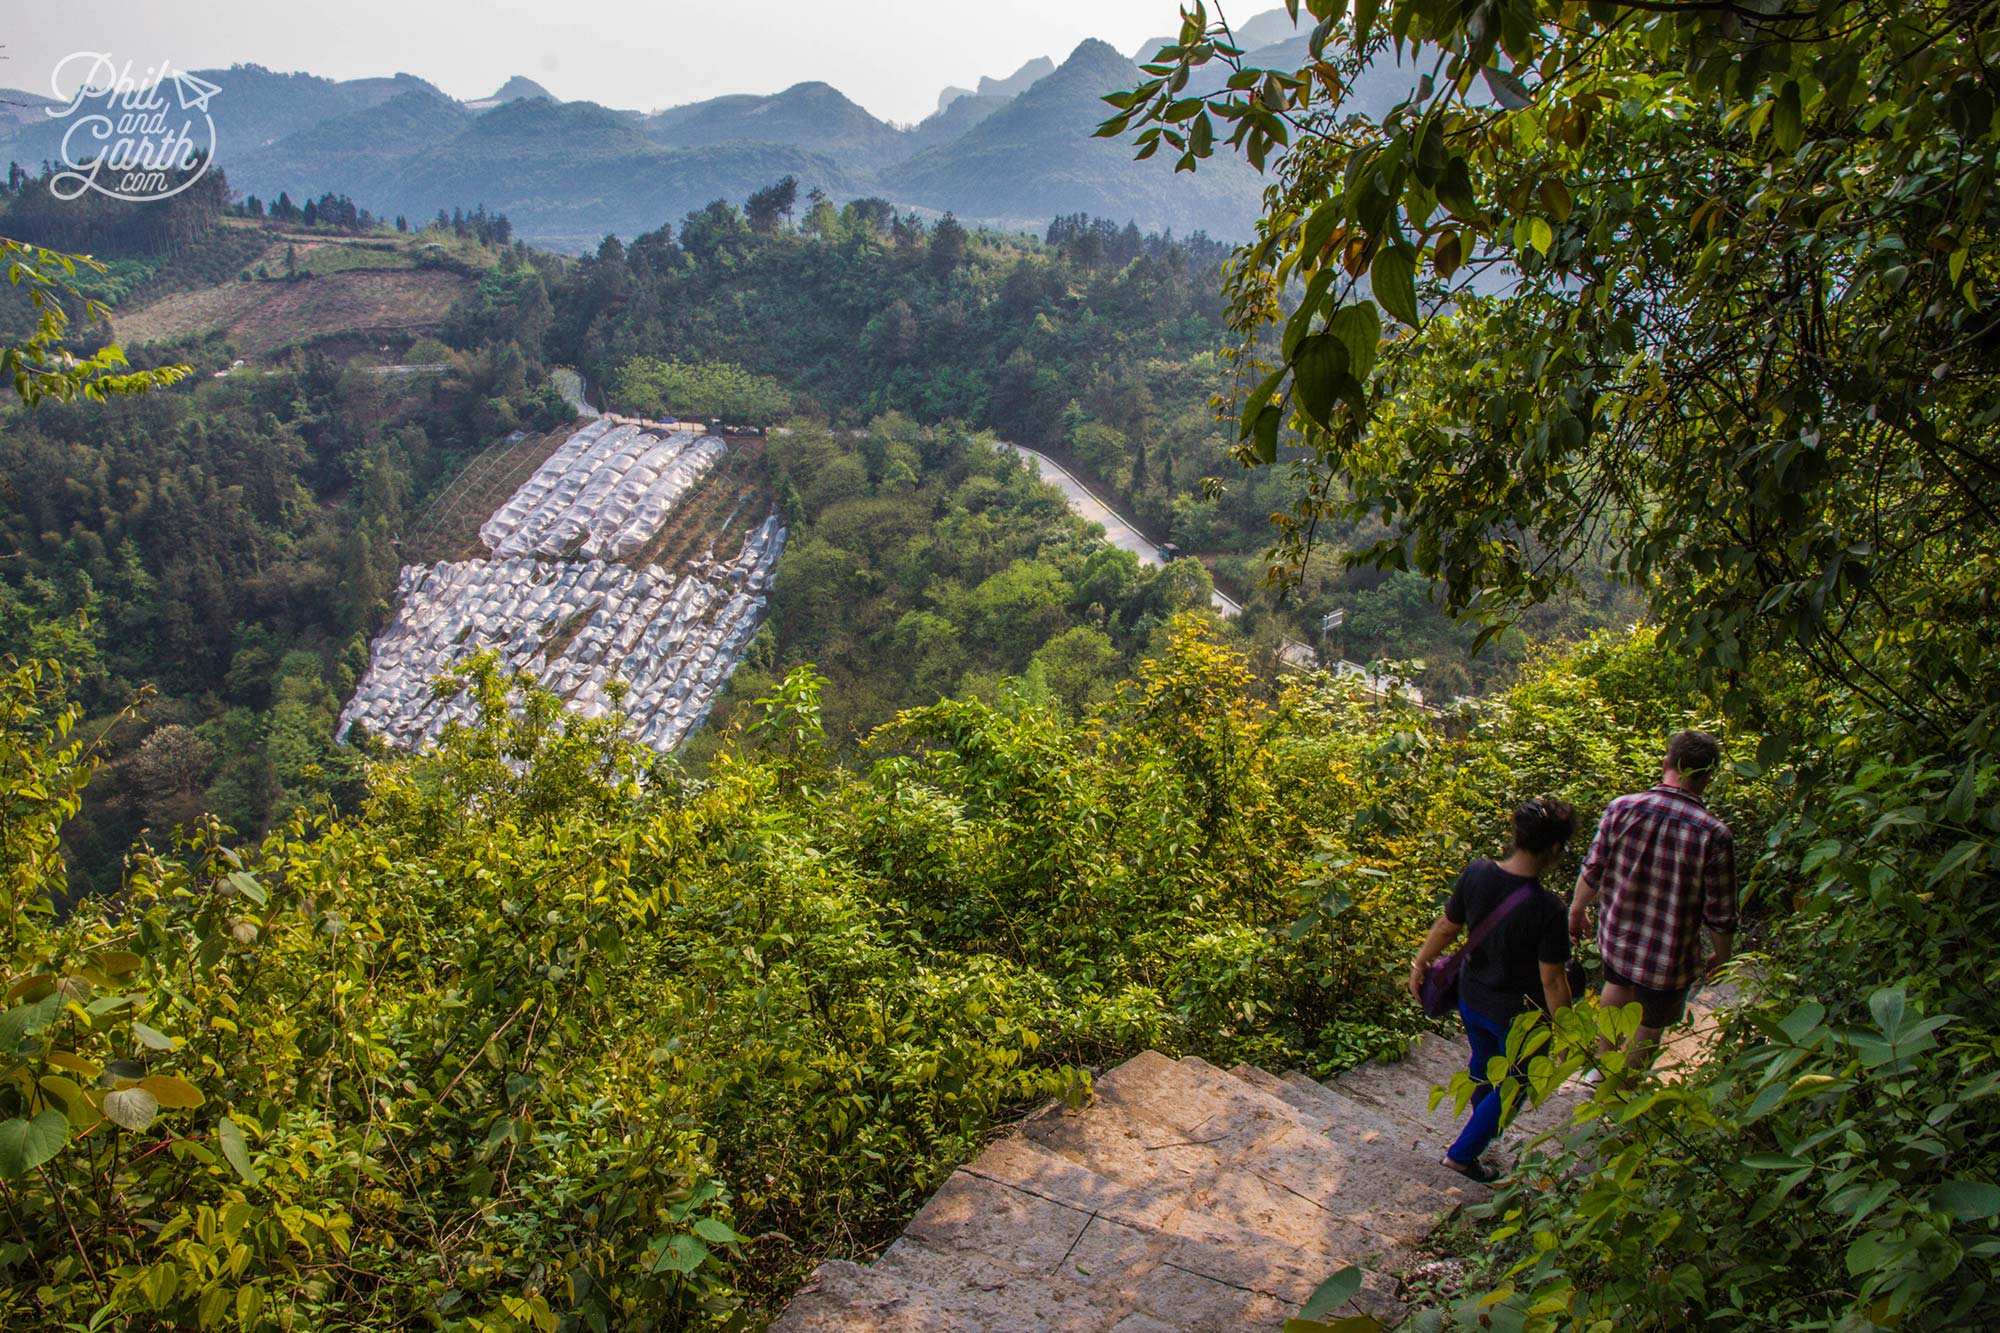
[
  {"left": 996, "top": 439, "right": 1426, "bottom": 702},
  {"left": 994, "top": 441, "right": 1243, "bottom": 617}
]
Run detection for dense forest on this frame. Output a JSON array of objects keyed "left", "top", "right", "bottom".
[
  {"left": 696, "top": 414, "right": 1220, "bottom": 748},
  {"left": 0, "top": 171, "right": 1621, "bottom": 896},
  {"left": 0, "top": 178, "right": 576, "bottom": 888}
]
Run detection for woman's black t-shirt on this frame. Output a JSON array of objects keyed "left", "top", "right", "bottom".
[{"left": 1444, "top": 859, "right": 1572, "bottom": 1021}]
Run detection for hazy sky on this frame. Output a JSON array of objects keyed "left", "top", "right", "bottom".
[{"left": 5, "top": 1, "right": 1195, "bottom": 125}]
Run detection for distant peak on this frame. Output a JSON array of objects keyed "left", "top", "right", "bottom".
[
  {"left": 1233, "top": 7, "right": 1304, "bottom": 50},
  {"left": 1059, "top": 38, "right": 1135, "bottom": 72},
  {"left": 478, "top": 75, "right": 554, "bottom": 105},
  {"left": 976, "top": 56, "right": 1055, "bottom": 99}
]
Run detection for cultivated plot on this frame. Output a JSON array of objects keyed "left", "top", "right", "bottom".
[{"left": 341, "top": 415, "right": 786, "bottom": 753}]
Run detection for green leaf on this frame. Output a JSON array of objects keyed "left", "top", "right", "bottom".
[
  {"left": 651, "top": 1233, "right": 710, "bottom": 1275},
  {"left": 1369, "top": 246, "right": 1420, "bottom": 327},
  {"left": 691, "top": 1216, "right": 746, "bottom": 1244},
  {"left": 0, "top": 1110, "right": 68, "bottom": 1178},
  {"left": 133, "top": 1021, "right": 176, "bottom": 1051},
  {"left": 1283, "top": 268, "right": 1338, "bottom": 361},
  {"left": 1240, "top": 365, "right": 1287, "bottom": 437},
  {"left": 1252, "top": 402, "right": 1282, "bottom": 463},
  {"left": 103, "top": 1086, "right": 159, "bottom": 1131},
  {"left": 1933, "top": 1180, "right": 2000, "bottom": 1221},
  {"left": 1300, "top": 1265, "right": 1364, "bottom": 1319},
  {"left": 1353, "top": 0, "right": 1384, "bottom": 49},
  {"left": 1480, "top": 66, "right": 1533, "bottom": 111},
  {"left": 1742, "top": 1152, "right": 1808, "bottom": 1170},
  {"left": 1292, "top": 335, "right": 1352, "bottom": 429},
  {"left": 218, "top": 1116, "right": 260, "bottom": 1186},
  {"left": 1778, "top": 1001, "right": 1826, "bottom": 1043},
  {"left": 0, "top": 994, "right": 63, "bottom": 1049},
  {"left": 1328, "top": 302, "right": 1382, "bottom": 381},
  {"left": 1772, "top": 81, "right": 1803, "bottom": 153},
  {"left": 1867, "top": 987, "right": 1906, "bottom": 1035},
  {"left": 1926, "top": 840, "right": 1985, "bottom": 887},
  {"left": 1301, "top": 198, "right": 1344, "bottom": 262},
  {"left": 1942, "top": 763, "right": 1977, "bottom": 824},
  {"left": 226, "top": 871, "right": 268, "bottom": 906}
]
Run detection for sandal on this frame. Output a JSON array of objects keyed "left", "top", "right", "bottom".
[{"left": 1442, "top": 1155, "right": 1503, "bottom": 1184}]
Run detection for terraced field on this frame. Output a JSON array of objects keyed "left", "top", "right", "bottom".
[
  {"left": 112, "top": 268, "right": 473, "bottom": 356},
  {"left": 400, "top": 430, "right": 573, "bottom": 565}
]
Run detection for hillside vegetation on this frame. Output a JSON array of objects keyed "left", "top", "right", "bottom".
[
  {"left": 0, "top": 618, "right": 1729, "bottom": 1330},
  {"left": 532, "top": 200, "right": 1630, "bottom": 698}
]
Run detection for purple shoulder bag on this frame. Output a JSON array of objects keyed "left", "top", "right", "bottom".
[{"left": 1417, "top": 883, "right": 1537, "bottom": 1018}]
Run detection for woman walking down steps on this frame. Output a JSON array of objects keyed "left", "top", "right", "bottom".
[{"left": 1407, "top": 799, "right": 1580, "bottom": 1183}]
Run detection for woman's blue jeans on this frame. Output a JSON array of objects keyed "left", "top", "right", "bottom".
[{"left": 1449, "top": 999, "right": 1526, "bottom": 1165}]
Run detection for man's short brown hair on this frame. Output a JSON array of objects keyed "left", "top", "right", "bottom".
[{"left": 1665, "top": 730, "right": 1723, "bottom": 780}]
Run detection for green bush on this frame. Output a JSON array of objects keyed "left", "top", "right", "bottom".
[{"left": 608, "top": 357, "right": 792, "bottom": 424}]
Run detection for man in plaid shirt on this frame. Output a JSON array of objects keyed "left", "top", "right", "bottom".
[{"left": 1569, "top": 730, "right": 1737, "bottom": 1066}]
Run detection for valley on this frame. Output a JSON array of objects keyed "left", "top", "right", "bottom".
[{"left": 0, "top": 25, "right": 1395, "bottom": 249}]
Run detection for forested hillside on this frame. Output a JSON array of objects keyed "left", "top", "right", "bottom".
[
  {"left": 5, "top": 0, "right": 1995, "bottom": 1323},
  {"left": 699, "top": 415, "right": 1219, "bottom": 748},
  {"left": 528, "top": 198, "right": 1625, "bottom": 696},
  {"left": 0, "top": 179, "right": 577, "bottom": 889}
]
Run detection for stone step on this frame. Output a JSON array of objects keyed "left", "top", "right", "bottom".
[
  {"left": 1055, "top": 1054, "right": 1466, "bottom": 1266},
  {"left": 875, "top": 1231, "right": 1132, "bottom": 1332},
  {"left": 965, "top": 1133, "right": 1187, "bottom": 1233},
  {"left": 775, "top": 1045, "right": 1495, "bottom": 1332},
  {"left": 1221, "top": 1062, "right": 1491, "bottom": 1204},
  {"left": 770, "top": 1258, "right": 997, "bottom": 1333},
  {"left": 1228, "top": 1062, "right": 1334, "bottom": 1130},
  {"left": 1096, "top": 1049, "right": 1311, "bottom": 1147},
  {"left": 908, "top": 1128, "right": 1408, "bottom": 1320},
  {"left": 963, "top": 1134, "right": 1407, "bottom": 1325},
  {"left": 1321, "top": 1031, "right": 1597, "bottom": 1170},
  {"left": 1328, "top": 1034, "right": 1468, "bottom": 1134},
  {"left": 879, "top": 1183, "right": 1303, "bottom": 1332}
]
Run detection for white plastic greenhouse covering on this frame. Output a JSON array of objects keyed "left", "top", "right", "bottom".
[
  {"left": 478, "top": 419, "right": 727, "bottom": 561},
  {"left": 341, "top": 417, "right": 787, "bottom": 754}
]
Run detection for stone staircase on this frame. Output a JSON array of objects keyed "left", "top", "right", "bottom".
[
  {"left": 773, "top": 981, "right": 1741, "bottom": 1332},
  {"left": 771, "top": 1035, "right": 1524, "bottom": 1332}
]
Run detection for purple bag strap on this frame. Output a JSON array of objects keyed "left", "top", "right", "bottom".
[{"left": 1456, "top": 881, "right": 1539, "bottom": 962}]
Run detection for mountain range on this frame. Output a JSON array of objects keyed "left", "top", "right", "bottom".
[{"left": 0, "top": 11, "right": 1428, "bottom": 252}]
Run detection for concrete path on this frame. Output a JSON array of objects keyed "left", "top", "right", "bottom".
[{"left": 773, "top": 988, "right": 1734, "bottom": 1330}]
